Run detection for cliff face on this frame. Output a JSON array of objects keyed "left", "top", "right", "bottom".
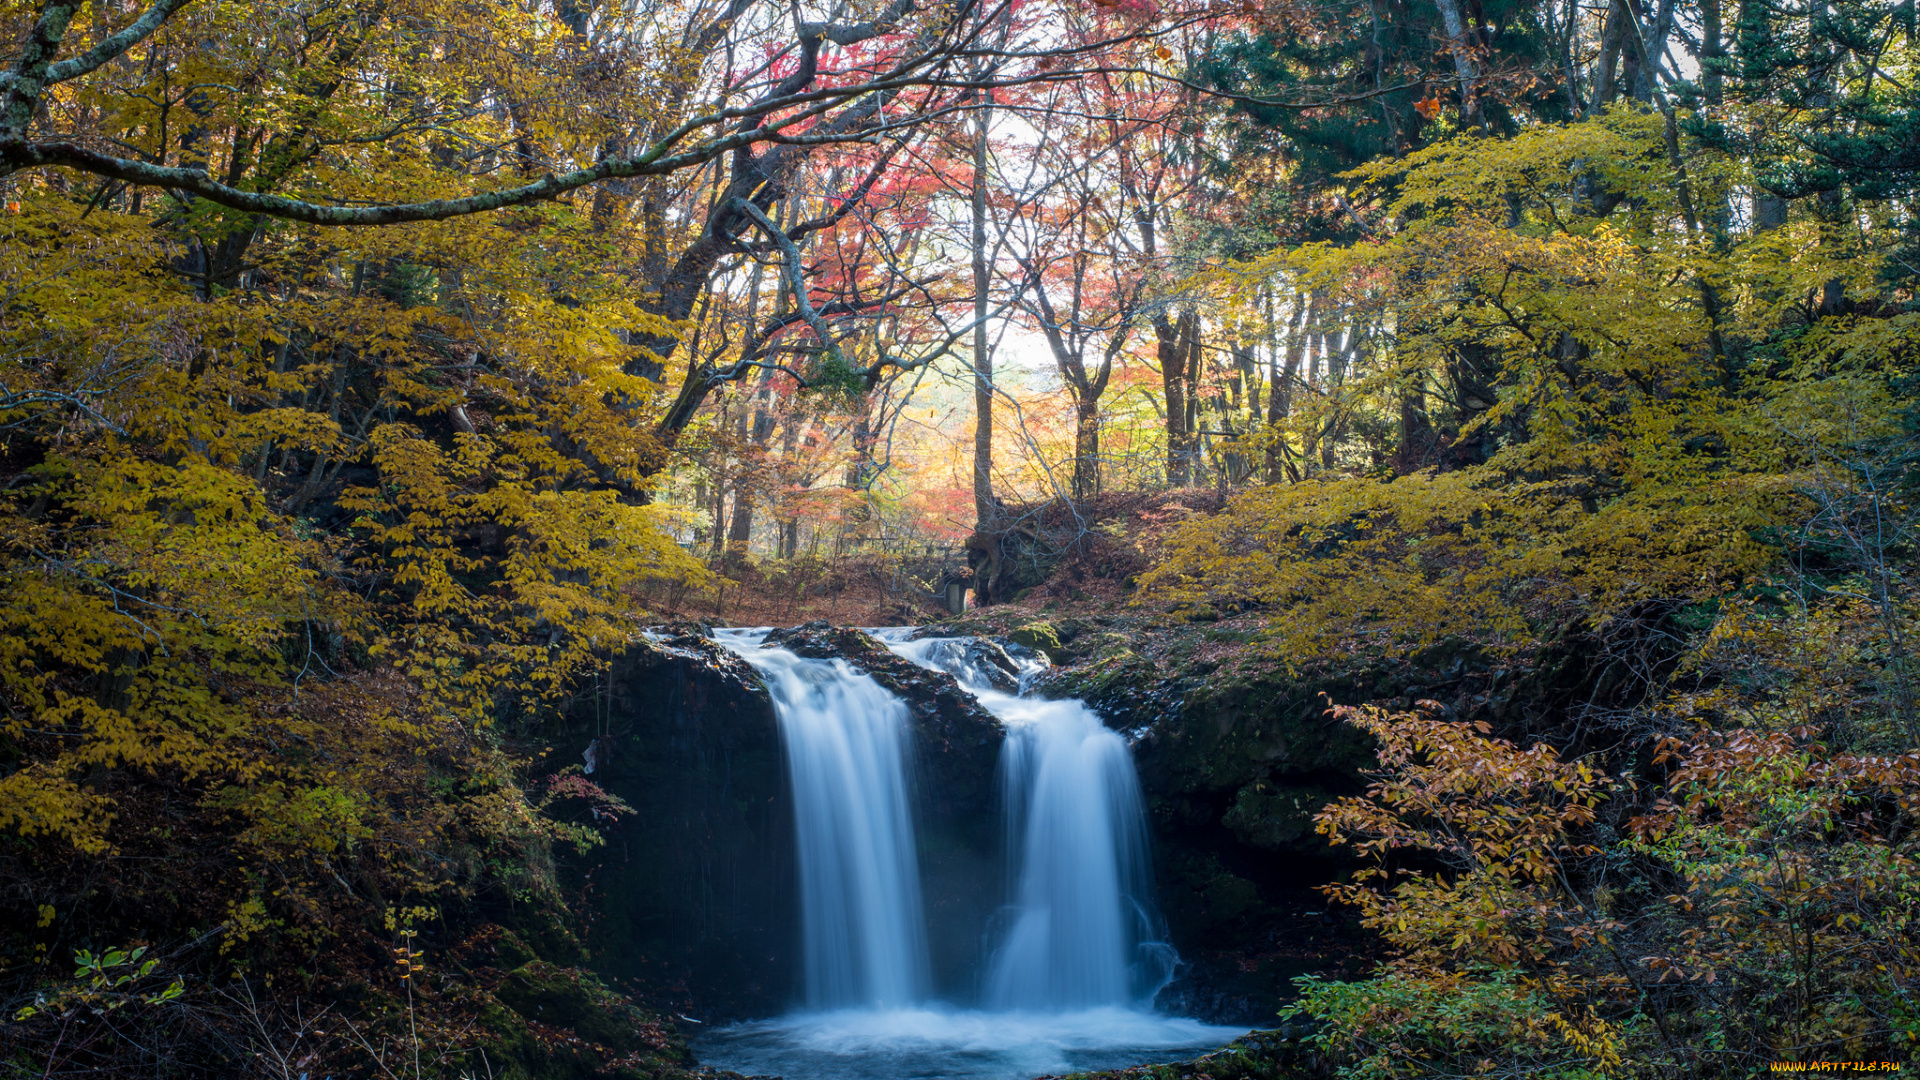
[
  {"left": 563, "top": 630, "right": 796, "bottom": 1019},
  {"left": 759, "top": 623, "right": 1009, "bottom": 1002},
  {"left": 1028, "top": 634, "right": 1376, "bottom": 1024},
  {"left": 564, "top": 620, "right": 1394, "bottom": 1026}
]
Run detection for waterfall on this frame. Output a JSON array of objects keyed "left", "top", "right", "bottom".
[
  {"left": 714, "top": 629, "right": 930, "bottom": 1010},
  {"left": 874, "top": 632, "right": 1176, "bottom": 1010},
  {"left": 696, "top": 627, "right": 1241, "bottom": 1080}
]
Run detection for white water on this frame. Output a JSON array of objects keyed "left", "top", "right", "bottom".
[
  {"left": 874, "top": 631, "right": 1178, "bottom": 1009},
  {"left": 714, "top": 628, "right": 930, "bottom": 1009},
  {"left": 704, "top": 627, "right": 1244, "bottom": 1080},
  {"left": 696, "top": 1006, "right": 1240, "bottom": 1080}
]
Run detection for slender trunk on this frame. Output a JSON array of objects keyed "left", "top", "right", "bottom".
[
  {"left": 971, "top": 102, "right": 995, "bottom": 526},
  {"left": 1265, "top": 294, "right": 1307, "bottom": 483},
  {"left": 1183, "top": 312, "right": 1205, "bottom": 485},
  {"left": 1597, "top": 0, "right": 1626, "bottom": 106},
  {"left": 1399, "top": 372, "right": 1429, "bottom": 473},
  {"left": 1157, "top": 306, "right": 1199, "bottom": 486},
  {"left": 1702, "top": 0, "right": 1725, "bottom": 104},
  {"left": 708, "top": 482, "right": 728, "bottom": 562},
  {"left": 726, "top": 488, "right": 754, "bottom": 563},
  {"left": 1431, "top": 0, "right": 1487, "bottom": 129}
]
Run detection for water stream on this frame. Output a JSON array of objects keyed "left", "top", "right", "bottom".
[
  {"left": 703, "top": 628, "right": 1244, "bottom": 1079},
  {"left": 713, "top": 629, "right": 930, "bottom": 1010}
]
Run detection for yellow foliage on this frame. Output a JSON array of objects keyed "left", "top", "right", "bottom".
[
  {"left": 1145, "top": 110, "right": 1915, "bottom": 659},
  {"left": 0, "top": 111, "right": 704, "bottom": 963}
]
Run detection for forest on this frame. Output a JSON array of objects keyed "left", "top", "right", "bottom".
[{"left": 0, "top": 0, "right": 1916, "bottom": 1072}]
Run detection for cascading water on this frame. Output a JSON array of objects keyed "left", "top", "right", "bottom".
[
  {"left": 698, "top": 627, "right": 1242, "bottom": 1080},
  {"left": 712, "top": 628, "right": 929, "bottom": 1009},
  {"left": 874, "top": 631, "right": 1177, "bottom": 1010}
]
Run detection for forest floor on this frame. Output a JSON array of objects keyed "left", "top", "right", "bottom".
[{"left": 638, "top": 488, "right": 1230, "bottom": 632}]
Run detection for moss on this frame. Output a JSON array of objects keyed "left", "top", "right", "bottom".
[
  {"left": 1204, "top": 872, "right": 1262, "bottom": 921},
  {"left": 1009, "top": 620, "right": 1067, "bottom": 663},
  {"left": 485, "top": 961, "right": 699, "bottom": 1080},
  {"left": 491, "top": 927, "right": 538, "bottom": 970},
  {"left": 498, "top": 962, "right": 626, "bottom": 1048},
  {"left": 499, "top": 903, "right": 586, "bottom": 968}
]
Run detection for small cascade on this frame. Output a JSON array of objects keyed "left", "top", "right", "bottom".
[
  {"left": 874, "top": 631, "right": 1177, "bottom": 1010},
  {"left": 714, "top": 629, "right": 930, "bottom": 1010}
]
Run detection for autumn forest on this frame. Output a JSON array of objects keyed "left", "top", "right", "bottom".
[{"left": 1, "top": 0, "right": 1917, "bottom": 1072}]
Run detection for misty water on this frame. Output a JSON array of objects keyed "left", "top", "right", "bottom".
[{"left": 702, "top": 628, "right": 1246, "bottom": 1080}]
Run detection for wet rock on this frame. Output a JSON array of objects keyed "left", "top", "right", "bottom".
[
  {"left": 1009, "top": 620, "right": 1068, "bottom": 664},
  {"left": 963, "top": 637, "right": 1026, "bottom": 689}
]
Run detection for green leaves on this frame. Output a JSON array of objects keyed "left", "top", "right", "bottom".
[{"left": 13, "top": 945, "right": 186, "bottom": 1021}]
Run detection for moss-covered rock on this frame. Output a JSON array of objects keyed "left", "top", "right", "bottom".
[
  {"left": 1009, "top": 620, "right": 1066, "bottom": 663},
  {"left": 435, "top": 925, "right": 712, "bottom": 1080},
  {"left": 498, "top": 961, "right": 656, "bottom": 1052},
  {"left": 1222, "top": 783, "right": 1343, "bottom": 851}
]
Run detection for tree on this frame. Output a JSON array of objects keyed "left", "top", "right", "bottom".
[{"left": 1143, "top": 97, "right": 1920, "bottom": 1074}]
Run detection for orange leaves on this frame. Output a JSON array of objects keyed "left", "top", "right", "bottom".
[{"left": 1315, "top": 704, "right": 1612, "bottom": 972}]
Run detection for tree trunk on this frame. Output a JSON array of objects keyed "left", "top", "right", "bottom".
[
  {"left": 1156, "top": 305, "right": 1200, "bottom": 486},
  {"left": 971, "top": 103, "right": 996, "bottom": 527},
  {"left": 726, "top": 487, "right": 754, "bottom": 564},
  {"left": 1702, "top": 0, "right": 1724, "bottom": 104},
  {"left": 1596, "top": 0, "right": 1626, "bottom": 106},
  {"left": 1265, "top": 294, "right": 1307, "bottom": 483},
  {"left": 708, "top": 481, "right": 728, "bottom": 562},
  {"left": 1072, "top": 397, "right": 1100, "bottom": 499},
  {"left": 1184, "top": 312, "right": 1206, "bottom": 486},
  {"left": 1431, "top": 0, "right": 1486, "bottom": 129}
]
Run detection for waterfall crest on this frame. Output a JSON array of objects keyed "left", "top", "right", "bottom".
[{"left": 714, "top": 629, "right": 930, "bottom": 1010}]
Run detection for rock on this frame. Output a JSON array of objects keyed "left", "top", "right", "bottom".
[
  {"left": 498, "top": 961, "right": 660, "bottom": 1053},
  {"left": 1009, "top": 620, "right": 1068, "bottom": 664},
  {"left": 1222, "top": 783, "right": 1344, "bottom": 851},
  {"left": 963, "top": 637, "right": 1026, "bottom": 689},
  {"left": 449, "top": 926, "right": 703, "bottom": 1080},
  {"left": 965, "top": 521, "right": 1059, "bottom": 606},
  {"left": 556, "top": 630, "right": 793, "bottom": 1019}
]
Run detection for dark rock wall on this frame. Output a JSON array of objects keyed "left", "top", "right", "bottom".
[
  {"left": 565, "top": 632, "right": 796, "bottom": 1019},
  {"left": 566, "top": 626, "right": 1008, "bottom": 1016},
  {"left": 556, "top": 615, "right": 1659, "bottom": 1028},
  {"left": 1036, "top": 641, "right": 1387, "bottom": 1024}
]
